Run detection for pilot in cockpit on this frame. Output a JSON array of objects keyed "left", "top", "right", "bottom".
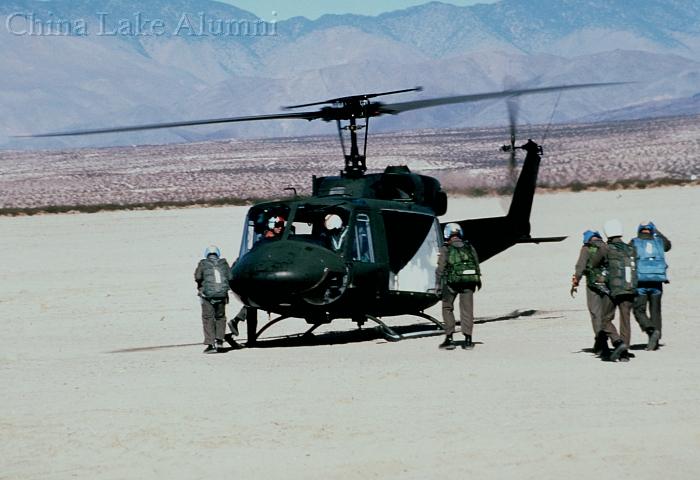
[
  {"left": 263, "top": 216, "right": 286, "bottom": 240},
  {"left": 322, "top": 213, "right": 347, "bottom": 251}
]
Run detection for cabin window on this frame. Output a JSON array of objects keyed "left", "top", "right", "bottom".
[
  {"left": 381, "top": 209, "right": 436, "bottom": 274},
  {"left": 352, "top": 213, "right": 375, "bottom": 263},
  {"left": 380, "top": 211, "right": 440, "bottom": 292}
]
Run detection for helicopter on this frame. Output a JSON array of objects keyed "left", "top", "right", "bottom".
[{"left": 27, "top": 82, "right": 622, "bottom": 345}]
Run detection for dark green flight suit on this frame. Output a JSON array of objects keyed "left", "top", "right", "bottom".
[
  {"left": 591, "top": 238, "right": 634, "bottom": 347},
  {"left": 574, "top": 237, "right": 615, "bottom": 337},
  {"left": 194, "top": 255, "right": 231, "bottom": 346}
]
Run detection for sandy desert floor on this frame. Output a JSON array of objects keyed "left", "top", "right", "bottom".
[{"left": 1, "top": 186, "right": 699, "bottom": 479}]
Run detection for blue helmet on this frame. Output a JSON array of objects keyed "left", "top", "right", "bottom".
[
  {"left": 582, "top": 230, "right": 601, "bottom": 245},
  {"left": 638, "top": 221, "right": 656, "bottom": 234}
]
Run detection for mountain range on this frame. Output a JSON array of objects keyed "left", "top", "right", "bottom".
[{"left": 1, "top": 0, "right": 699, "bottom": 149}]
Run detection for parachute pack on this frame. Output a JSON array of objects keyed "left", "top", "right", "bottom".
[
  {"left": 444, "top": 243, "right": 481, "bottom": 290},
  {"left": 606, "top": 242, "right": 637, "bottom": 297},
  {"left": 632, "top": 236, "right": 668, "bottom": 282},
  {"left": 200, "top": 258, "right": 231, "bottom": 299},
  {"left": 585, "top": 244, "right": 609, "bottom": 293}
]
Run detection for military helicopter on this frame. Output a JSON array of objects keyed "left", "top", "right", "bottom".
[{"left": 28, "top": 82, "right": 621, "bottom": 344}]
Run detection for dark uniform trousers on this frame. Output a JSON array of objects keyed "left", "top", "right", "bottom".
[
  {"left": 586, "top": 288, "right": 629, "bottom": 343},
  {"left": 442, "top": 285, "right": 475, "bottom": 336},
  {"left": 634, "top": 283, "right": 663, "bottom": 336},
  {"left": 201, "top": 298, "right": 227, "bottom": 345},
  {"left": 586, "top": 287, "right": 615, "bottom": 335},
  {"left": 612, "top": 295, "right": 634, "bottom": 346}
]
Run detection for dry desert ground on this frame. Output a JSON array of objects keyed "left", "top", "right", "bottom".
[{"left": 1, "top": 185, "right": 700, "bottom": 479}]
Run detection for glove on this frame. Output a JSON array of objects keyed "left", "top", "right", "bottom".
[{"left": 570, "top": 275, "right": 579, "bottom": 298}]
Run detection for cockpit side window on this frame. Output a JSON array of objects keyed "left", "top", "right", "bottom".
[
  {"left": 352, "top": 213, "right": 375, "bottom": 263},
  {"left": 288, "top": 206, "right": 349, "bottom": 252}
]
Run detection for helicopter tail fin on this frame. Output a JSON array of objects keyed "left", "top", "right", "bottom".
[
  {"left": 448, "top": 140, "right": 565, "bottom": 263},
  {"left": 505, "top": 140, "right": 541, "bottom": 237}
]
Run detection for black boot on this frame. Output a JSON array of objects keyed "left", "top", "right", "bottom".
[
  {"left": 462, "top": 335, "right": 474, "bottom": 350},
  {"left": 646, "top": 329, "right": 661, "bottom": 351},
  {"left": 610, "top": 340, "right": 628, "bottom": 362},
  {"left": 439, "top": 334, "right": 456, "bottom": 350},
  {"left": 593, "top": 331, "right": 609, "bottom": 355}
]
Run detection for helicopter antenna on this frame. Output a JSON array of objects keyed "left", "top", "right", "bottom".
[
  {"left": 541, "top": 91, "right": 563, "bottom": 145},
  {"left": 335, "top": 119, "right": 346, "bottom": 158},
  {"left": 363, "top": 114, "right": 370, "bottom": 159}
]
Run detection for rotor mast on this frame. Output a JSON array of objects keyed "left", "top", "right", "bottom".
[
  {"left": 284, "top": 87, "right": 423, "bottom": 178},
  {"left": 336, "top": 99, "right": 370, "bottom": 178}
]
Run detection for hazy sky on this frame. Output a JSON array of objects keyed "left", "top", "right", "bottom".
[{"left": 220, "top": 1, "right": 496, "bottom": 20}]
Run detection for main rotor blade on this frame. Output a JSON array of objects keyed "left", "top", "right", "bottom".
[
  {"left": 19, "top": 81, "right": 629, "bottom": 139},
  {"left": 21, "top": 111, "right": 322, "bottom": 138},
  {"left": 507, "top": 96, "right": 519, "bottom": 185},
  {"left": 378, "top": 82, "right": 628, "bottom": 115},
  {"left": 284, "top": 86, "right": 423, "bottom": 110}
]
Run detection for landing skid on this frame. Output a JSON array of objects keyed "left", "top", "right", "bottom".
[
  {"left": 240, "top": 307, "right": 444, "bottom": 347},
  {"left": 365, "top": 313, "right": 445, "bottom": 342}
]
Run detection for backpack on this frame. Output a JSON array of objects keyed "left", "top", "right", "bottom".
[
  {"left": 444, "top": 243, "right": 481, "bottom": 290},
  {"left": 585, "top": 244, "right": 609, "bottom": 294},
  {"left": 200, "top": 258, "right": 231, "bottom": 299},
  {"left": 631, "top": 236, "right": 667, "bottom": 282},
  {"left": 606, "top": 242, "right": 637, "bottom": 297}
]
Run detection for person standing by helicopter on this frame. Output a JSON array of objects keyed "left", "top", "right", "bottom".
[
  {"left": 194, "top": 245, "right": 231, "bottom": 353},
  {"left": 630, "top": 221, "right": 671, "bottom": 351},
  {"left": 571, "top": 229, "right": 615, "bottom": 356},
  {"left": 435, "top": 223, "right": 481, "bottom": 350},
  {"left": 590, "top": 219, "right": 636, "bottom": 362}
]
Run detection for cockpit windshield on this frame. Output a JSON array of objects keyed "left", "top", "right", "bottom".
[
  {"left": 239, "top": 203, "right": 351, "bottom": 257},
  {"left": 239, "top": 204, "right": 291, "bottom": 257}
]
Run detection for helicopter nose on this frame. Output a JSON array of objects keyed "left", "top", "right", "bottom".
[{"left": 230, "top": 241, "right": 346, "bottom": 307}]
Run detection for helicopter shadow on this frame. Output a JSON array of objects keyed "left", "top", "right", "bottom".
[
  {"left": 241, "top": 308, "right": 547, "bottom": 349},
  {"left": 106, "top": 309, "right": 551, "bottom": 352}
]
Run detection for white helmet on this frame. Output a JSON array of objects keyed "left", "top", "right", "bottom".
[
  {"left": 324, "top": 214, "right": 343, "bottom": 230},
  {"left": 204, "top": 245, "right": 221, "bottom": 258},
  {"left": 603, "top": 219, "right": 623, "bottom": 239},
  {"left": 443, "top": 223, "right": 463, "bottom": 239}
]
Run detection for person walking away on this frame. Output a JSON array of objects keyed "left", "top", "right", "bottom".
[
  {"left": 435, "top": 223, "right": 482, "bottom": 350},
  {"left": 571, "top": 230, "right": 616, "bottom": 356},
  {"left": 631, "top": 221, "right": 671, "bottom": 351},
  {"left": 591, "top": 219, "right": 637, "bottom": 361},
  {"left": 194, "top": 245, "right": 231, "bottom": 353}
]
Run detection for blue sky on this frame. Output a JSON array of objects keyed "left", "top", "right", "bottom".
[{"left": 220, "top": 1, "right": 496, "bottom": 20}]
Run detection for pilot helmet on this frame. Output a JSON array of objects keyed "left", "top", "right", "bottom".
[
  {"left": 267, "top": 215, "right": 286, "bottom": 230},
  {"left": 204, "top": 245, "right": 221, "bottom": 258},
  {"left": 324, "top": 214, "right": 343, "bottom": 230},
  {"left": 603, "top": 219, "right": 623, "bottom": 239},
  {"left": 443, "top": 222, "right": 463, "bottom": 239}
]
